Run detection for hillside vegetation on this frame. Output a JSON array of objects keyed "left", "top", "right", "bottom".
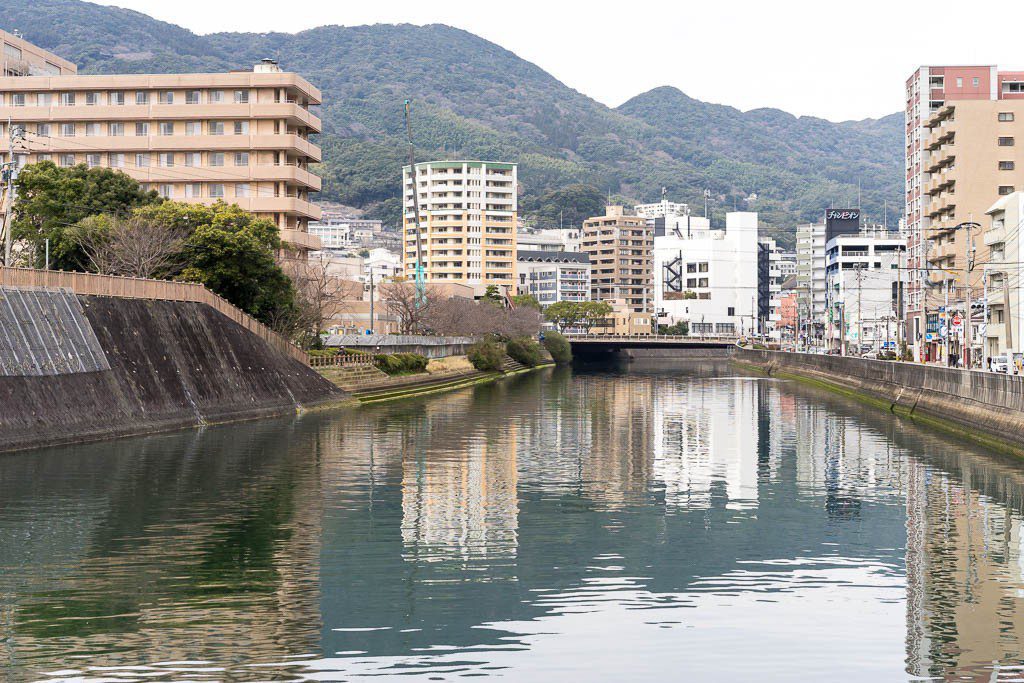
[{"left": 3, "top": 0, "right": 904, "bottom": 247}]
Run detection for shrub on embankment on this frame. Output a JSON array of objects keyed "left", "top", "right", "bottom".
[
  {"left": 373, "top": 353, "right": 428, "bottom": 375},
  {"left": 542, "top": 331, "right": 572, "bottom": 364},
  {"left": 506, "top": 337, "right": 543, "bottom": 367},
  {"left": 468, "top": 339, "right": 505, "bottom": 371}
]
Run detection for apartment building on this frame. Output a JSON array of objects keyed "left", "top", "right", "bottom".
[
  {"left": 983, "top": 191, "right": 1024, "bottom": 361},
  {"left": 634, "top": 199, "right": 690, "bottom": 220},
  {"left": 653, "top": 211, "right": 758, "bottom": 337},
  {"left": 582, "top": 205, "right": 653, "bottom": 314},
  {"left": 516, "top": 250, "right": 591, "bottom": 306},
  {"left": 309, "top": 215, "right": 384, "bottom": 250},
  {"left": 796, "top": 221, "right": 827, "bottom": 343},
  {"left": 402, "top": 160, "right": 517, "bottom": 291},
  {"left": 0, "top": 30, "right": 322, "bottom": 252},
  {"left": 905, "top": 65, "right": 1024, "bottom": 357},
  {"left": 757, "top": 237, "right": 784, "bottom": 339}
]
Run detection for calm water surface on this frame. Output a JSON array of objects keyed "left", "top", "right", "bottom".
[{"left": 3, "top": 362, "right": 1024, "bottom": 681}]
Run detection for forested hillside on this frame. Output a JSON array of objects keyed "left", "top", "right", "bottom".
[{"left": 3, "top": 0, "right": 904, "bottom": 245}]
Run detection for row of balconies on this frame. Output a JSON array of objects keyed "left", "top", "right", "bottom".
[
  {"left": 11, "top": 132, "right": 321, "bottom": 161},
  {"left": 0, "top": 102, "right": 321, "bottom": 131}
]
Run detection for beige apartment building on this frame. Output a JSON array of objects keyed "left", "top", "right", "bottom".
[
  {"left": 581, "top": 205, "right": 653, "bottom": 315},
  {"left": 402, "top": 160, "right": 517, "bottom": 291},
  {"left": 0, "top": 29, "right": 322, "bottom": 252}
]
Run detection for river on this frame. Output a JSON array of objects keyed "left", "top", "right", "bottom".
[{"left": 2, "top": 361, "right": 1024, "bottom": 681}]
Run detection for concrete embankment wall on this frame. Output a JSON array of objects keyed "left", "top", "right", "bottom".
[
  {"left": 735, "top": 347, "right": 1024, "bottom": 450},
  {"left": 0, "top": 291, "right": 344, "bottom": 453},
  {"left": 620, "top": 347, "right": 733, "bottom": 360}
]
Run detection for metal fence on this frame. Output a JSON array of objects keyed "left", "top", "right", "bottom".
[
  {"left": 0, "top": 267, "right": 308, "bottom": 365},
  {"left": 309, "top": 352, "right": 374, "bottom": 368}
]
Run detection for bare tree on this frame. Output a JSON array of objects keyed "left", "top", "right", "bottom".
[
  {"left": 380, "top": 281, "right": 433, "bottom": 334},
  {"left": 281, "top": 251, "right": 359, "bottom": 343},
  {"left": 73, "top": 214, "right": 187, "bottom": 279},
  {"left": 423, "top": 295, "right": 542, "bottom": 338}
]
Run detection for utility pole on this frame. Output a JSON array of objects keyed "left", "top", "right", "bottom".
[
  {"left": 404, "top": 100, "right": 425, "bottom": 305},
  {"left": 2, "top": 119, "right": 25, "bottom": 267},
  {"left": 368, "top": 270, "right": 375, "bottom": 335}
]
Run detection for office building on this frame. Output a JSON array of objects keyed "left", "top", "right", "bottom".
[
  {"left": 309, "top": 215, "right": 383, "bottom": 250},
  {"left": 905, "top": 65, "right": 1024, "bottom": 357},
  {"left": 653, "top": 211, "right": 759, "bottom": 336},
  {"left": 0, "top": 30, "right": 323, "bottom": 253},
  {"left": 402, "top": 160, "right": 517, "bottom": 291},
  {"left": 824, "top": 229, "right": 907, "bottom": 355},
  {"left": 582, "top": 205, "right": 653, "bottom": 315},
  {"left": 634, "top": 199, "right": 691, "bottom": 220}
]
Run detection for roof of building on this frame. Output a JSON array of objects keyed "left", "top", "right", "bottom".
[{"left": 516, "top": 250, "right": 590, "bottom": 264}]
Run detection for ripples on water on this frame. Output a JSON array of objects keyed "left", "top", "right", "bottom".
[{"left": 3, "top": 361, "right": 1024, "bottom": 681}]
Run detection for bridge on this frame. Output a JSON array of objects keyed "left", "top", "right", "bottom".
[{"left": 566, "top": 334, "right": 741, "bottom": 354}]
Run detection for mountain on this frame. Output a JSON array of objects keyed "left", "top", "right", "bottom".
[{"left": 2, "top": 0, "right": 904, "bottom": 246}]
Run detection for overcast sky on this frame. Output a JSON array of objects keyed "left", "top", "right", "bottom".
[{"left": 93, "top": 0, "right": 1018, "bottom": 122}]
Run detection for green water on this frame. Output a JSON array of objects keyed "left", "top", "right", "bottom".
[{"left": 3, "top": 362, "right": 1024, "bottom": 681}]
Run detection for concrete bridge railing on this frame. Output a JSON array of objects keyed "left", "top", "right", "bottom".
[{"left": 1, "top": 267, "right": 308, "bottom": 365}]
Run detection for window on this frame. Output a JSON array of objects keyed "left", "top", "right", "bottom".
[
  {"left": 209, "top": 184, "right": 225, "bottom": 198},
  {"left": 235, "top": 183, "right": 250, "bottom": 198},
  {"left": 209, "top": 90, "right": 224, "bottom": 103},
  {"left": 956, "top": 77, "right": 963, "bottom": 88},
  {"left": 208, "top": 121, "right": 224, "bottom": 135},
  {"left": 59, "top": 154, "right": 75, "bottom": 167},
  {"left": 233, "top": 152, "right": 249, "bottom": 166},
  {"left": 185, "top": 90, "right": 201, "bottom": 105},
  {"left": 37, "top": 93, "right": 52, "bottom": 106},
  {"left": 1003, "top": 81, "right": 1024, "bottom": 94},
  {"left": 234, "top": 89, "right": 249, "bottom": 104},
  {"left": 972, "top": 77, "right": 979, "bottom": 87},
  {"left": 158, "top": 152, "right": 174, "bottom": 167},
  {"left": 185, "top": 121, "right": 201, "bottom": 136},
  {"left": 184, "top": 152, "right": 201, "bottom": 167},
  {"left": 157, "top": 184, "right": 173, "bottom": 199},
  {"left": 135, "top": 91, "right": 149, "bottom": 105},
  {"left": 86, "top": 153, "right": 101, "bottom": 168},
  {"left": 157, "top": 91, "right": 174, "bottom": 104},
  {"left": 698, "top": 278, "right": 709, "bottom": 288},
  {"left": 109, "top": 91, "right": 125, "bottom": 105},
  {"left": 1000, "top": 161, "right": 1015, "bottom": 171},
  {"left": 135, "top": 122, "right": 150, "bottom": 136},
  {"left": 135, "top": 153, "right": 150, "bottom": 168},
  {"left": 686, "top": 263, "right": 697, "bottom": 273},
  {"left": 209, "top": 152, "right": 225, "bottom": 167},
  {"left": 185, "top": 183, "right": 202, "bottom": 198},
  {"left": 60, "top": 123, "right": 75, "bottom": 137},
  {"left": 37, "top": 153, "right": 52, "bottom": 162},
  {"left": 998, "top": 137, "right": 1015, "bottom": 146},
  {"left": 36, "top": 123, "right": 50, "bottom": 136},
  {"left": 11, "top": 93, "right": 24, "bottom": 107},
  {"left": 687, "top": 278, "right": 696, "bottom": 288},
  {"left": 233, "top": 121, "right": 249, "bottom": 135},
  {"left": 85, "top": 92, "right": 99, "bottom": 106},
  {"left": 698, "top": 263, "right": 709, "bottom": 272},
  {"left": 727, "top": 307, "right": 735, "bottom": 316},
  {"left": 84, "top": 122, "right": 100, "bottom": 136},
  {"left": 999, "top": 112, "right": 1015, "bottom": 122},
  {"left": 159, "top": 122, "right": 174, "bottom": 136},
  {"left": 108, "top": 153, "right": 125, "bottom": 168},
  {"left": 108, "top": 122, "right": 124, "bottom": 136},
  {"left": 999, "top": 186, "right": 1015, "bottom": 195},
  {"left": 59, "top": 92, "right": 75, "bottom": 106}
]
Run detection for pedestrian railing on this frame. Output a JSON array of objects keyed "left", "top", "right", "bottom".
[
  {"left": 0, "top": 267, "right": 309, "bottom": 365},
  {"left": 309, "top": 352, "right": 375, "bottom": 368}
]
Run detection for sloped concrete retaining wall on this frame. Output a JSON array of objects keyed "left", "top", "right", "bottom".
[
  {"left": 735, "top": 347, "right": 1024, "bottom": 450},
  {"left": 0, "top": 291, "right": 344, "bottom": 453}
]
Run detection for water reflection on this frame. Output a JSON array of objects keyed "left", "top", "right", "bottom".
[{"left": 2, "top": 363, "right": 1024, "bottom": 680}]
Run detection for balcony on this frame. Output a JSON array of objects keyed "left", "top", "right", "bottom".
[
  {"left": 279, "top": 229, "right": 321, "bottom": 251},
  {"left": 0, "top": 102, "right": 320, "bottom": 131},
  {"left": 984, "top": 224, "right": 1007, "bottom": 247}
]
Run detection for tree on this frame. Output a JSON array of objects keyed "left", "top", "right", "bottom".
[
  {"left": 280, "top": 251, "right": 358, "bottom": 347},
  {"left": 12, "top": 162, "right": 161, "bottom": 270},
  {"left": 544, "top": 300, "right": 612, "bottom": 333},
  {"left": 659, "top": 321, "right": 689, "bottom": 336},
  {"left": 380, "top": 281, "right": 432, "bottom": 334},
  {"left": 70, "top": 213, "right": 188, "bottom": 279},
  {"left": 512, "top": 294, "right": 542, "bottom": 311},
  {"left": 528, "top": 184, "right": 606, "bottom": 227},
  {"left": 176, "top": 202, "right": 295, "bottom": 325},
  {"left": 483, "top": 284, "right": 502, "bottom": 304}
]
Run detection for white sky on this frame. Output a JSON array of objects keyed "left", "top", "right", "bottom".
[{"left": 93, "top": 0, "right": 1020, "bottom": 122}]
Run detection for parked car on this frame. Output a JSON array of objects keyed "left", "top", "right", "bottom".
[{"left": 992, "top": 355, "right": 1009, "bottom": 373}]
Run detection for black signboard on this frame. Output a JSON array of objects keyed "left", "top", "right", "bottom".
[{"left": 825, "top": 208, "right": 860, "bottom": 242}]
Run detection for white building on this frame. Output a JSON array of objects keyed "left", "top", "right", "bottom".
[
  {"left": 634, "top": 199, "right": 691, "bottom": 219},
  {"left": 309, "top": 216, "right": 384, "bottom": 250},
  {"left": 517, "top": 228, "right": 582, "bottom": 253},
  {"left": 362, "top": 248, "right": 403, "bottom": 283},
  {"left": 779, "top": 252, "right": 797, "bottom": 279},
  {"left": 824, "top": 231, "right": 907, "bottom": 355},
  {"left": 796, "top": 221, "right": 827, "bottom": 346},
  {"left": 983, "top": 192, "right": 1024, "bottom": 362},
  {"left": 653, "top": 212, "right": 759, "bottom": 336},
  {"left": 517, "top": 251, "right": 591, "bottom": 307}
]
